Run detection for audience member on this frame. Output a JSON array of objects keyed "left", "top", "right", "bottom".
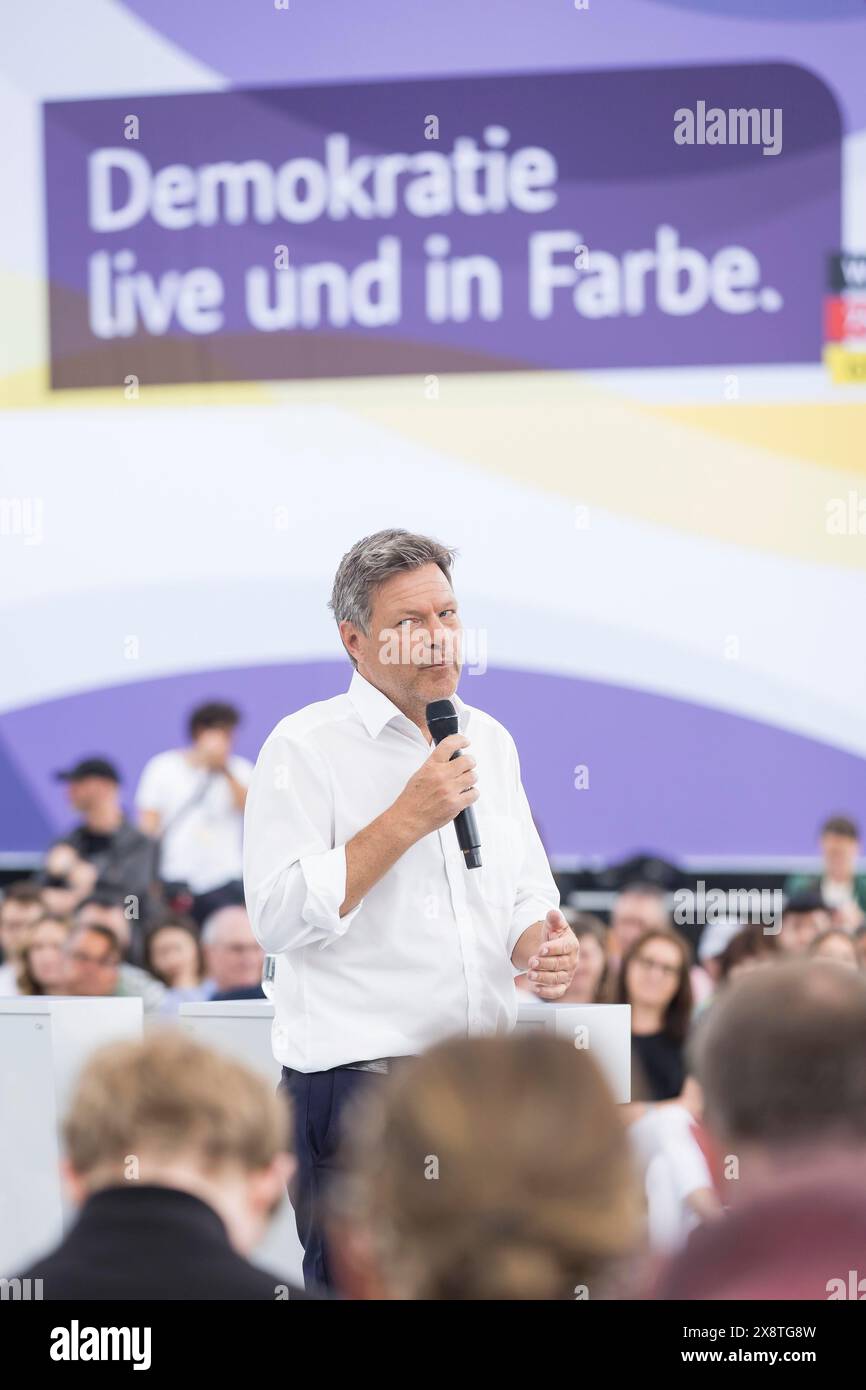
[
  {"left": 777, "top": 887, "right": 832, "bottom": 954},
  {"left": 617, "top": 927, "right": 693, "bottom": 1103},
  {"left": 62, "top": 923, "right": 123, "bottom": 999},
  {"left": 785, "top": 814, "right": 866, "bottom": 930},
  {"left": 144, "top": 914, "right": 209, "bottom": 1012},
  {"left": 136, "top": 701, "right": 252, "bottom": 924},
  {"left": 51, "top": 757, "right": 159, "bottom": 924},
  {"left": 73, "top": 894, "right": 166, "bottom": 1013},
  {"left": 16, "top": 914, "right": 71, "bottom": 995},
  {"left": 202, "top": 905, "right": 265, "bottom": 1001},
  {"left": 328, "top": 1034, "right": 644, "bottom": 1300},
  {"left": 689, "top": 960, "right": 866, "bottom": 1208},
  {"left": 515, "top": 910, "right": 608, "bottom": 1002},
  {"left": 716, "top": 921, "right": 781, "bottom": 984},
  {"left": 15, "top": 1031, "right": 306, "bottom": 1299},
  {"left": 0, "top": 880, "right": 44, "bottom": 995},
  {"left": 607, "top": 882, "right": 670, "bottom": 975},
  {"left": 655, "top": 960, "right": 866, "bottom": 1297}
]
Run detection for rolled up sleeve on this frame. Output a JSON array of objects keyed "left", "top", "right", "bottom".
[{"left": 243, "top": 734, "right": 363, "bottom": 954}]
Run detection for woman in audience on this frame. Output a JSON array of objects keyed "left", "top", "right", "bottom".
[
  {"left": 17, "top": 915, "right": 71, "bottom": 995},
  {"left": 617, "top": 927, "right": 693, "bottom": 1103},
  {"left": 144, "top": 914, "right": 208, "bottom": 1012},
  {"left": 328, "top": 1034, "right": 645, "bottom": 1300},
  {"left": 515, "top": 911, "right": 609, "bottom": 1002},
  {"left": 809, "top": 928, "right": 860, "bottom": 968}
]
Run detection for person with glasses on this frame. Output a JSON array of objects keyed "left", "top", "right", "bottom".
[
  {"left": 62, "top": 923, "right": 123, "bottom": 998},
  {"left": 616, "top": 926, "right": 693, "bottom": 1103}
]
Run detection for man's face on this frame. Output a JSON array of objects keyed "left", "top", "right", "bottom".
[
  {"left": 610, "top": 892, "right": 667, "bottom": 956},
  {"left": 206, "top": 912, "right": 264, "bottom": 991},
  {"left": 822, "top": 832, "right": 859, "bottom": 880},
  {"left": 76, "top": 903, "right": 131, "bottom": 956},
  {"left": 66, "top": 775, "right": 112, "bottom": 816},
  {"left": 64, "top": 929, "right": 119, "bottom": 996},
  {"left": 341, "top": 563, "right": 462, "bottom": 723},
  {"left": 0, "top": 898, "right": 43, "bottom": 959}
]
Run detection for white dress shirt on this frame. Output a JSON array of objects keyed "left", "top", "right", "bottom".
[{"left": 243, "top": 671, "right": 558, "bottom": 1072}]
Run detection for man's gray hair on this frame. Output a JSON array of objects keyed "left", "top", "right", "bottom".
[{"left": 329, "top": 529, "right": 457, "bottom": 640}]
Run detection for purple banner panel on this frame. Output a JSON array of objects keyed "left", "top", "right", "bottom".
[{"left": 43, "top": 63, "right": 841, "bottom": 388}]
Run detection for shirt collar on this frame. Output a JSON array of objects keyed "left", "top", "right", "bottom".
[{"left": 348, "top": 670, "right": 470, "bottom": 741}]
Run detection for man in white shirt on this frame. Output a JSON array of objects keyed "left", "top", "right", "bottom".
[
  {"left": 136, "top": 701, "right": 253, "bottom": 923},
  {"left": 244, "top": 528, "right": 577, "bottom": 1289}
]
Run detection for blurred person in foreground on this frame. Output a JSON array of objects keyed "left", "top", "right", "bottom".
[
  {"left": 136, "top": 701, "right": 252, "bottom": 924},
  {"left": 50, "top": 756, "right": 159, "bottom": 925},
  {"left": 0, "top": 880, "right": 44, "bottom": 994},
  {"left": 655, "top": 960, "right": 866, "bottom": 1298},
  {"left": 808, "top": 927, "right": 860, "bottom": 968},
  {"left": 328, "top": 1034, "right": 644, "bottom": 1300},
  {"left": 15, "top": 915, "right": 71, "bottom": 995},
  {"left": 13, "top": 1031, "right": 306, "bottom": 1299},
  {"left": 785, "top": 814, "right": 866, "bottom": 930}
]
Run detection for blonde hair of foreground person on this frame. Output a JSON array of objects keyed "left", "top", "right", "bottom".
[
  {"left": 62, "top": 1030, "right": 292, "bottom": 1252},
  {"left": 328, "top": 1033, "right": 645, "bottom": 1300}
]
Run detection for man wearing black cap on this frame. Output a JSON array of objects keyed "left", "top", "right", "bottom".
[{"left": 50, "top": 758, "right": 159, "bottom": 941}]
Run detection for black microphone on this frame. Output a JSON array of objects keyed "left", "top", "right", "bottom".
[{"left": 426, "top": 699, "right": 482, "bottom": 870}]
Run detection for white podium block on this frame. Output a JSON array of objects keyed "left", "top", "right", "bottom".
[
  {"left": 0, "top": 996, "right": 142, "bottom": 1275},
  {"left": 178, "top": 1000, "right": 303, "bottom": 1285},
  {"left": 515, "top": 1001, "right": 632, "bottom": 1103}
]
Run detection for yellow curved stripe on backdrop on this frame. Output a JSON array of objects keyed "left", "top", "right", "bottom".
[
  {"left": 346, "top": 373, "right": 866, "bottom": 573},
  {"left": 642, "top": 402, "right": 866, "bottom": 477}
]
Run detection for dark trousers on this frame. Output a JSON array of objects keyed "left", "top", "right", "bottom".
[{"left": 278, "top": 1065, "right": 382, "bottom": 1293}]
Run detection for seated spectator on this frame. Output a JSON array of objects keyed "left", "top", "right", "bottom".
[
  {"left": 691, "top": 918, "right": 742, "bottom": 1012},
  {"left": 72, "top": 893, "right": 166, "bottom": 1013},
  {"left": 785, "top": 813, "right": 866, "bottom": 931},
  {"left": 777, "top": 887, "right": 832, "bottom": 954},
  {"left": 809, "top": 927, "right": 860, "bottom": 968},
  {"left": 136, "top": 701, "right": 252, "bottom": 925},
  {"left": 617, "top": 927, "right": 693, "bottom": 1103},
  {"left": 515, "top": 910, "right": 608, "bottom": 1002},
  {"left": 655, "top": 1173, "right": 866, "bottom": 1300},
  {"left": 62, "top": 923, "right": 123, "bottom": 999},
  {"left": 688, "top": 959, "right": 866, "bottom": 1209},
  {"left": 656, "top": 960, "right": 866, "bottom": 1297},
  {"left": 0, "top": 880, "right": 44, "bottom": 995},
  {"left": 51, "top": 757, "right": 159, "bottom": 925},
  {"left": 328, "top": 1034, "right": 644, "bottom": 1300},
  {"left": 16, "top": 915, "right": 71, "bottom": 995},
  {"left": 607, "top": 882, "right": 670, "bottom": 976},
  {"left": 144, "top": 914, "right": 209, "bottom": 1013},
  {"left": 202, "top": 905, "right": 265, "bottom": 1001},
  {"left": 14, "top": 1030, "right": 305, "bottom": 1300}
]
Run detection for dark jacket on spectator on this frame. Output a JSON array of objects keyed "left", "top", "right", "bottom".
[{"left": 17, "top": 1184, "right": 308, "bottom": 1301}]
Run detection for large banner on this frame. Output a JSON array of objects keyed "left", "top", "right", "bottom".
[{"left": 45, "top": 64, "right": 839, "bottom": 387}]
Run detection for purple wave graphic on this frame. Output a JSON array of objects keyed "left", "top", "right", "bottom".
[{"left": 0, "top": 662, "right": 864, "bottom": 860}]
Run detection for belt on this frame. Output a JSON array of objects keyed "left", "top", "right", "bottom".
[{"left": 344, "top": 1057, "right": 397, "bottom": 1074}]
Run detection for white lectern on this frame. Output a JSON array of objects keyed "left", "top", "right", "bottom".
[
  {"left": 514, "top": 1001, "right": 632, "bottom": 1102},
  {"left": 0, "top": 996, "right": 142, "bottom": 1275}
]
